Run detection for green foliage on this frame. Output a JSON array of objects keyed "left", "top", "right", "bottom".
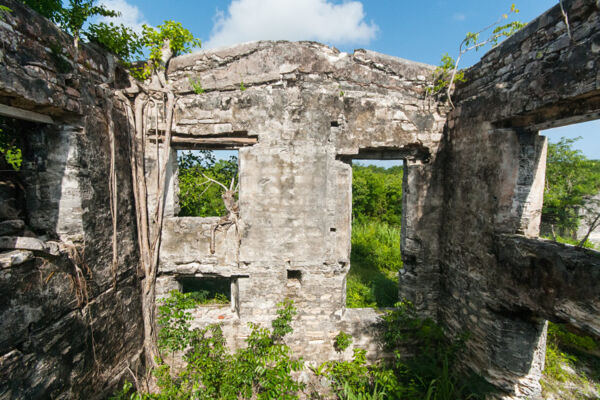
[
  {"left": 189, "top": 77, "right": 205, "bottom": 94},
  {"left": 85, "top": 22, "right": 143, "bottom": 62},
  {"left": 240, "top": 80, "right": 247, "bottom": 91},
  {"left": 430, "top": 53, "right": 465, "bottom": 94},
  {"left": 542, "top": 322, "right": 600, "bottom": 398},
  {"left": 157, "top": 290, "right": 201, "bottom": 353},
  {"left": 334, "top": 331, "right": 353, "bottom": 352},
  {"left": 0, "top": 130, "right": 22, "bottom": 171},
  {"left": 122, "top": 293, "right": 304, "bottom": 399},
  {"left": 58, "top": 0, "right": 119, "bottom": 40},
  {"left": 378, "top": 301, "right": 494, "bottom": 400},
  {"left": 542, "top": 137, "right": 600, "bottom": 238},
  {"left": 428, "top": 4, "right": 524, "bottom": 99},
  {"left": 177, "top": 150, "right": 238, "bottom": 217},
  {"left": 347, "top": 220, "right": 402, "bottom": 308},
  {"left": 0, "top": 118, "right": 23, "bottom": 171},
  {"left": 142, "top": 21, "right": 201, "bottom": 66},
  {"left": 348, "top": 164, "right": 403, "bottom": 308},
  {"left": 352, "top": 164, "right": 403, "bottom": 225},
  {"left": 318, "top": 301, "right": 494, "bottom": 399},
  {"left": 271, "top": 298, "right": 296, "bottom": 341},
  {"left": 18, "top": 0, "right": 62, "bottom": 21},
  {"left": 0, "top": 5, "right": 12, "bottom": 20}
]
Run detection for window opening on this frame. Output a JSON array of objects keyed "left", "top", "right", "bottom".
[
  {"left": 287, "top": 270, "right": 302, "bottom": 281},
  {"left": 0, "top": 116, "right": 52, "bottom": 236},
  {"left": 540, "top": 120, "right": 600, "bottom": 250},
  {"left": 178, "top": 276, "right": 232, "bottom": 305},
  {"left": 347, "top": 158, "right": 403, "bottom": 308},
  {"left": 177, "top": 149, "right": 239, "bottom": 217}
]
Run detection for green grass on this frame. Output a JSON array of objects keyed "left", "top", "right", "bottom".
[
  {"left": 541, "top": 322, "right": 600, "bottom": 399},
  {"left": 347, "top": 221, "right": 402, "bottom": 308}
]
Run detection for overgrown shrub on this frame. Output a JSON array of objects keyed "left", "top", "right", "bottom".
[{"left": 114, "top": 293, "right": 304, "bottom": 399}]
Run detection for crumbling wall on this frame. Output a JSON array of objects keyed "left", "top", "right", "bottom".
[
  {"left": 443, "top": 0, "right": 600, "bottom": 398},
  {"left": 153, "top": 41, "right": 448, "bottom": 363},
  {"left": 0, "top": 1, "right": 143, "bottom": 398}
]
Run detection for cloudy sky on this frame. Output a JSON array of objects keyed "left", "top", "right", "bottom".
[{"left": 96, "top": 0, "right": 599, "bottom": 160}]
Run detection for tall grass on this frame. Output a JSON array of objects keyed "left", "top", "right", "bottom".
[{"left": 347, "top": 220, "right": 402, "bottom": 308}]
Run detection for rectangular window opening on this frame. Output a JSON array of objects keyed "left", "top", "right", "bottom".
[
  {"left": 178, "top": 276, "right": 232, "bottom": 305},
  {"left": 540, "top": 119, "right": 600, "bottom": 251},
  {"left": 0, "top": 115, "right": 54, "bottom": 236},
  {"left": 176, "top": 149, "right": 239, "bottom": 217},
  {"left": 287, "top": 270, "right": 302, "bottom": 281},
  {"left": 347, "top": 158, "right": 404, "bottom": 309}
]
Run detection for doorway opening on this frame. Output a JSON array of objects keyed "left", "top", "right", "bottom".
[{"left": 347, "top": 158, "right": 404, "bottom": 308}]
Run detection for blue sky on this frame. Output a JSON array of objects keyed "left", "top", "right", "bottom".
[{"left": 99, "top": 0, "right": 598, "bottom": 163}]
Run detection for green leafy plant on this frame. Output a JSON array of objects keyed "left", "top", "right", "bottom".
[
  {"left": 18, "top": 0, "right": 62, "bottom": 21},
  {"left": 334, "top": 331, "right": 353, "bottom": 352},
  {"left": 58, "top": 0, "right": 120, "bottom": 45},
  {"left": 0, "top": 119, "right": 23, "bottom": 171},
  {"left": 542, "top": 137, "right": 600, "bottom": 245},
  {"left": 142, "top": 21, "right": 201, "bottom": 66},
  {"left": 271, "top": 298, "right": 297, "bottom": 341},
  {"left": 121, "top": 293, "right": 304, "bottom": 399},
  {"left": 429, "top": 4, "right": 525, "bottom": 106},
  {"left": 0, "top": 5, "right": 12, "bottom": 20},
  {"left": 240, "top": 80, "right": 247, "bottom": 91},
  {"left": 177, "top": 150, "right": 239, "bottom": 217},
  {"left": 189, "top": 77, "right": 205, "bottom": 94},
  {"left": 85, "top": 22, "right": 143, "bottom": 62}
]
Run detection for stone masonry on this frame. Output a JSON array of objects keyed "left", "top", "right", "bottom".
[{"left": 0, "top": 0, "right": 599, "bottom": 399}]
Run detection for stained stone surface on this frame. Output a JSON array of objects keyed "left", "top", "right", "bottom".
[
  {"left": 0, "top": 1, "right": 143, "bottom": 399},
  {"left": 0, "top": 0, "right": 600, "bottom": 398}
]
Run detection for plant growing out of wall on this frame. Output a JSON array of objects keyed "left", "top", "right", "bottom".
[
  {"left": 334, "top": 331, "right": 353, "bottom": 352},
  {"left": 114, "top": 294, "right": 304, "bottom": 399},
  {"left": 428, "top": 4, "right": 525, "bottom": 107}
]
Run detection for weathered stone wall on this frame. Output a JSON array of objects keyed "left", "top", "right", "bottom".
[
  {"left": 442, "top": 0, "right": 600, "bottom": 398},
  {"left": 0, "top": 1, "right": 143, "bottom": 398},
  {"left": 153, "top": 41, "right": 448, "bottom": 363}
]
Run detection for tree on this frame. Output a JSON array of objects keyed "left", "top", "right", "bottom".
[
  {"left": 542, "top": 137, "right": 600, "bottom": 243},
  {"left": 178, "top": 151, "right": 239, "bottom": 217}
]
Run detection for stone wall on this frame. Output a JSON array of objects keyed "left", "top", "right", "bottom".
[
  {"left": 153, "top": 41, "right": 448, "bottom": 364},
  {"left": 1, "top": 0, "right": 600, "bottom": 398},
  {"left": 0, "top": 1, "right": 143, "bottom": 398},
  {"left": 442, "top": 0, "right": 600, "bottom": 398}
]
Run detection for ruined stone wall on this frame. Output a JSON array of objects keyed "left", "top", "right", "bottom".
[
  {"left": 153, "top": 41, "right": 447, "bottom": 364},
  {"left": 443, "top": 0, "right": 600, "bottom": 398},
  {"left": 0, "top": 1, "right": 143, "bottom": 398}
]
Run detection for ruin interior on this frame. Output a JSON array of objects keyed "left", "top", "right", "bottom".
[{"left": 0, "top": 0, "right": 599, "bottom": 398}]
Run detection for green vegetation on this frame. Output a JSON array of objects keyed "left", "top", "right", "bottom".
[
  {"left": 114, "top": 294, "right": 304, "bottom": 400},
  {"left": 115, "top": 295, "right": 494, "bottom": 399},
  {"left": 317, "top": 301, "right": 494, "bottom": 400},
  {"left": 334, "top": 331, "right": 353, "bottom": 352},
  {"left": 428, "top": 4, "right": 524, "bottom": 105},
  {"left": 177, "top": 150, "right": 238, "bottom": 217},
  {"left": 16, "top": 1, "right": 201, "bottom": 80},
  {"left": 0, "top": 117, "right": 24, "bottom": 171},
  {"left": 348, "top": 164, "right": 403, "bottom": 308},
  {"left": 541, "top": 322, "right": 600, "bottom": 399},
  {"left": 542, "top": 137, "right": 600, "bottom": 246},
  {"left": 189, "top": 78, "right": 205, "bottom": 94}
]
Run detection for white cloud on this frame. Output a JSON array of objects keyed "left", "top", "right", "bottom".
[
  {"left": 97, "top": 0, "right": 149, "bottom": 33},
  {"left": 204, "top": 0, "right": 378, "bottom": 50},
  {"left": 452, "top": 12, "right": 466, "bottom": 22}
]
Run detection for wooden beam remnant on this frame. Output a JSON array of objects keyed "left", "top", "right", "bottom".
[
  {"left": 0, "top": 104, "right": 54, "bottom": 124},
  {"left": 171, "top": 136, "right": 258, "bottom": 147}
]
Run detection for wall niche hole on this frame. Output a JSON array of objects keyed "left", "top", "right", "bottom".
[{"left": 287, "top": 270, "right": 302, "bottom": 282}]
